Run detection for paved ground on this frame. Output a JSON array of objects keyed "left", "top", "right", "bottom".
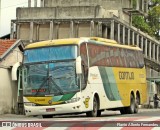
[
  {"left": 0, "top": 108, "right": 160, "bottom": 119},
  {"left": 0, "top": 108, "right": 160, "bottom": 130}
]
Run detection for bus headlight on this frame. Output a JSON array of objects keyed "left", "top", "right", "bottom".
[
  {"left": 24, "top": 103, "right": 36, "bottom": 106},
  {"left": 65, "top": 97, "right": 80, "bottom": 103}
]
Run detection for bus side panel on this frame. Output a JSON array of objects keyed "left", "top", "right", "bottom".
[
  {"left": 81, "top": 66, "right": 147, "bottom": 111},
  {"left": 139, "top": 68, "right": 147, "bottom": 104},
  {"left": 113, "top": 67, "right": 147, "bottom": 106},
  {"left": 83, "top": 67, "right": 123, "bottom": 110}
]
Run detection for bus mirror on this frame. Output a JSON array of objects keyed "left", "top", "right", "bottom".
[
  {"left": 76, "top": 56, "right": 82, "bottom": 74},
  {"left": 12, "top": 62, "right": 21, "bottom": 80}
]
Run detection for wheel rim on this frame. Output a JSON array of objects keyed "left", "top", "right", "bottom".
[
  {"left": 135, "top": 97, "right": 139, "bottom": 112},
  {"left": 131, "top": 96, "right": 135, "bottom": 112},
  {"left": 136, "top": 97, "right": 140, "bottom": 105},
  {"left": 93, "top": 98, "right": 97, "bottom": 114}
]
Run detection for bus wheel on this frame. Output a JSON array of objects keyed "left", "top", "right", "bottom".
[
  {"left": 127, "top": 94, "right": 135, "bottom": 114},
  {"left": 86, "top": 97, "right": 98, "bottom": 117},
  {"left": 134, "top": 96, "right": 140, "bottom": 113},
  {"left": 97, "top": 110, "right": 101, "bottom": 117},
  {"left": 42, "top": 115, "right": 53, "bottom": 118},
  {"left": 120, "top": 108, "right": 127, "bottom": 114}
]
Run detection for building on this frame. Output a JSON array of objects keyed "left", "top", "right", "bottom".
[
  {"left": 0, "top": 39, "right": 24, "bottom": 114},
  {"left": 11, "top": 0, "right": 148, "bottom": 42}
]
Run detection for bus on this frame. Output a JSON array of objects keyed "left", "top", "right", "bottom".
[{"left": 22, "top": 37, "right": 147, "bottom": 118}]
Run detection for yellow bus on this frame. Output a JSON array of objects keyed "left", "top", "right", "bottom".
[{"left": 22, "top": 37, "right": 147, "bottom": 118}]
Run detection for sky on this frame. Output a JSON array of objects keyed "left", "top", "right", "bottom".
[{"left": 0, "top": 0, "right": 38, "bottom": 37}]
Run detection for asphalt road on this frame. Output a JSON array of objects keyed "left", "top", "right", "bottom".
[
  {"left": 0, "top": 108, "right": 160, "bottom": 120},
  {"left": 0, "top": 108, "right": 160, "bottom": 130}
]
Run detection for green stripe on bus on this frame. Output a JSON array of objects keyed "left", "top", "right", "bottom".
[
  {"left": 99, "top": 67, "right": 121, "bottom": 101},
  {"left": 53, "top": 95, "right": 63, "bottom": 102},
  {"left": 105, "top": 67, "right": 121, "bottom": 100},
  {"left": 60, "top": 93, "right": 76, "bottom": 101}
]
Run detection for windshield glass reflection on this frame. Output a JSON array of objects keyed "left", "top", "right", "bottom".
[{"left": 23, "top": 61, "right": 79, "bottom": 96}]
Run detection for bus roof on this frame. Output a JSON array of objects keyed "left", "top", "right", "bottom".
[
  {"left": 25, "top": 37, "right": 142, "bottom": 51},
  {"left": 25, "top": 38, "right": 80, "bottom": 49}
]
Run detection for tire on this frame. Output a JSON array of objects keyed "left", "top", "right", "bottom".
[
  {"left": 120, "top": 108, "right": 128, "bottom": 114},
  {"left": 86, "top": 97, "right": 98, "bottom": 117},
  {"left": 126, "top": 94, "right": 135, "bottom": 114},
  {"left": 97, "top": 110, "right": 102, "bottom": 117},
  {"left": 134, "top": 96, "right": 140, "bottom": 113},
  {"left": 42, "top": 115, "right": 53, "bottom": 118}
]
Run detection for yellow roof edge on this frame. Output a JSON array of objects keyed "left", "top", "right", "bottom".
[
  {"left": 88, "top": 37, "right": 141, "bottom": 51},
  {"left": 25, "top": 37, "right": 141, "bottom": 51},
  {"left": 88, "top": 37, "right": 117, "bottom": 44},
  {"left": 25, "top": 38, "right": 80, "bottom": 49}
]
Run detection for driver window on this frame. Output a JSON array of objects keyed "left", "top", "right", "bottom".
[
  {"left": 81, "top": 61, "right": 88, "bottom": 89},
  {"left": 80, "top": 43, "right": 89, "bottom": 90}
]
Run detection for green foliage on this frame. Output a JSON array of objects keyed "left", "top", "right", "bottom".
[
  {"left": 148, "top": 5, "right": 160, "bottom": 38},
  {"left": 132, "top": 0, "right": 160, "bottom": 40},
  {"left": 151, "top": 0, "right": 160, "bottom": 4},
  {"left": 132, "top": 16, "right": 154, "bottom": 36}
]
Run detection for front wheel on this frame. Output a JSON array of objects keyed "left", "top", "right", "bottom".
[
  {"left": 97, "top": 110, "right": 102, "bottom": 117},
  {"left": 120, "top": 107, "right": 128, "bottom": 114},
  {"left": 86, "top": 97, "right": 98, "bottom": 117}
]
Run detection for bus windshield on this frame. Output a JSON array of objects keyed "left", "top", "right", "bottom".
[
  {"left": 23, "top": 45, "right": 77, "bottom": 63},
  {"left": 22, "top": 45, "right": 79, "bottom": 96}
]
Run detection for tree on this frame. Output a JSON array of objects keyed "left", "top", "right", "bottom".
[
  {"left": 132, "top": 15, "right": 154, "bottom": 36},
  {"left": 132, "top": 0, "right": 160, "bottom": 40},
  {"left": 148, "top": 0, "right": 160, "bottom": 7},
  {"left": 148, "top": 3, "right": 160, "bottom": 39}
]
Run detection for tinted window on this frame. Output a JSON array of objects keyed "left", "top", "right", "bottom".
[{"left": 87, "top": 43, "right": 144, "bottom": 68}]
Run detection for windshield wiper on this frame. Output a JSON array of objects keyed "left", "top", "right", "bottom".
[
  {"left": 35, "top": 77, "right": 49, "bottom": 95},
  {"left": 35, "top": 75, "right": 64, "bottom": 96},
  {"left": 49, "top": 75, "right": 64, "bottom": 95}
]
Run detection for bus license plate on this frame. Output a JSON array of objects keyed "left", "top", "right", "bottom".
[{"left": 46, "top": 108, "right": 55, "bottom": 112}]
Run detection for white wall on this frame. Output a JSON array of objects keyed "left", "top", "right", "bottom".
[
  {"left": 0, "top": 47, "right": 22, "bottom": 114},
  {"left": 0, "top": 48, "right": 22, "bottom": 67},
  {"left": 0, "top": 68, "right": 17, "bottom": 114}
]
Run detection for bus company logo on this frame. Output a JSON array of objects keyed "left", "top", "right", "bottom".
[
  {"left": 48, "top": 100, "right": 52, "bottom": 105},
  {"left": 90, "top": 73, "right": 98, "bottom": 80}
]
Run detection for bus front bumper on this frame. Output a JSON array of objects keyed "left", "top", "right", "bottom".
[{"left": 24, "top": 101, "right": 82, "bottom": 116}]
